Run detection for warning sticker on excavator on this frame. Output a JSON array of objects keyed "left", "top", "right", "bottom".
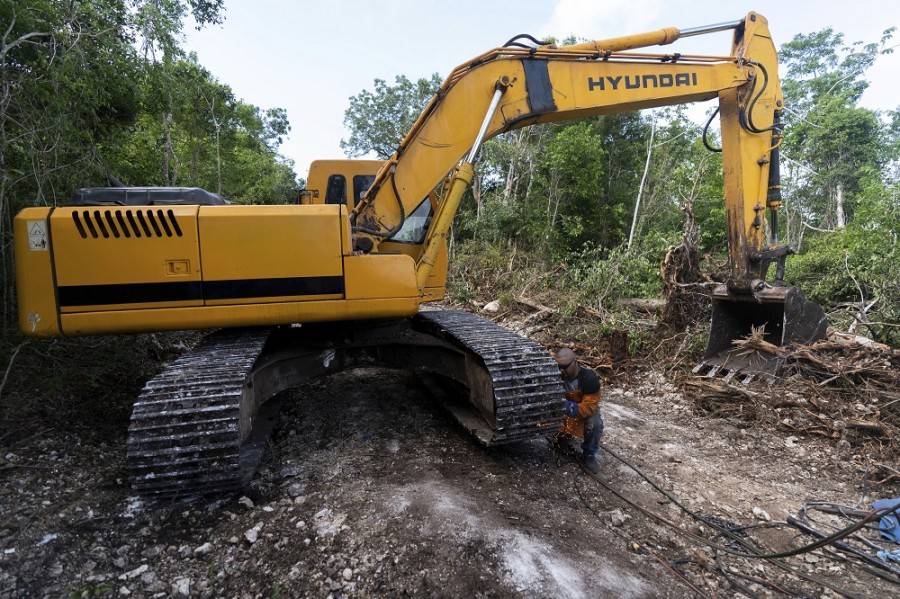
[{"left": 27, "top": 220, "right": 48, "bottom": 251}]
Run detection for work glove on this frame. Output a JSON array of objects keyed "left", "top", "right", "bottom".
[{"left": 564, "top": 400, "right": 579, "bottom": 418}]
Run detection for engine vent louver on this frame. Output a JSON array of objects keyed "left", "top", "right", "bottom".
[{"left": 72, "top": 208, "right": 184, "bottom": 239}]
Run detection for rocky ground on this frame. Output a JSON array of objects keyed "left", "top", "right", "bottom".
[{"left": 1, "top": 329, "right": 899, "bottom": 598}]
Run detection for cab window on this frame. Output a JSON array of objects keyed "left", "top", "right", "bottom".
[
  {"left": 325, "top": 175, "right": 346, "bottom": 205},
  {"left": 352, "top": 175, "right": 376, "bottom": 206},
  {"left": 389, "top": 199, "right": 433, "bottom": 244}
]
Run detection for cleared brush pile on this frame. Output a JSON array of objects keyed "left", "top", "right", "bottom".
[{"left": 681, "top": 334, "right": 900, "bottom": 464}]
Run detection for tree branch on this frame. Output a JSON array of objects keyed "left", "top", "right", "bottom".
[
  {"left": 1, "top": 31, "right": 51, "bottom": 63},
  {"left": 781, "top": 153, "right": 820, "bottom": 176},
  {"left": 800, "top": 219, "right": 835, "bottom": 234},
  {"left": 0, "top": 342, "right": 27, "bottom": 401}
]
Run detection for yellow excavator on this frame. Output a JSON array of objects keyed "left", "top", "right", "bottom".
[{"left": 13, "top": 12, "right": 825, "bottom": 497}]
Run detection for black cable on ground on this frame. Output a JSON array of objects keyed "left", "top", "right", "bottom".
[
  {"left": 565, "top": 443, "right": 892, "bottom": 598},
  {"left": 572, "top": 471, "right": 712, "bottom": 598},
  {"left": 592, "top": 446, "right": 878, "bottom": 597},
  {"left": 712, "top": 551, "right": 811, "bottom": 599},
  {"left": 647, "top": 549, "right": 713, "bottom": 599},
  {"left": 676, "top": 553, "right": 781, "bottom": 599},
  {"left": 573, "top": 458, "right": 805, "bottom": 598},
  {"left": 708, "top": 526, "right": 823, "bottom": 598},
  {"left": 712, "top": 553, "right": 762, "bottom": 599},
  {"left": 802, "top": 502, "right": 883, "bottom": 539},
  {"left": 802, "top": 500, "right": 900, "bottom": 572},
  {"left": 708, "top": 527, "right": 807, "bottom": 598},
  {"left": 598, "top": 442, "right": 891, "bottom": 561},
  {"left": 787, "top": 516, "right": 900, "bottom": 582}
]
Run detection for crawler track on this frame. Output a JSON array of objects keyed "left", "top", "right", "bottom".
[
  {"left": 125, "top": 310, "right": 564, "bottom": 498},
  {"left": 416, "top": 310, "right": 564, "bottom": 444},
  {"left": 126, "top": 329, "right": 271, "bottom": 498}
]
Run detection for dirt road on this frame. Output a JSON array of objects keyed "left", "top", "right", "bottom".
[{"left": 1, "top": 362, "right": 898, "bottom": 598}]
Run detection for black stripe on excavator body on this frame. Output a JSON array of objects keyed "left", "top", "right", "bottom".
[
  {"left": 203, "top": 276, "right": 343, "bottom": 300},
  {"left": 58, "top": 276, "right": 344, "bottom": 307},
  {"left": 59, "top": 281, "right": 203, "bottom": 306},
  {"left": 522, "top": 59, "right": 557, "bottom": 114}
]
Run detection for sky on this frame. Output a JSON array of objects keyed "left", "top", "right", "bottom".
[{"left": 183, "top": 0, "right": 900, "bottom": 180}]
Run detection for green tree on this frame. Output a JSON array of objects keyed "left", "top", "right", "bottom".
[
  {"left": 626, "top": 107, "right": 707, "bottom": 251},
  {"left": 111, "top": 56, "right": 297, "bottom": 201},
  {"left": 779, "top": 27, "right": 899, "bottom": 343},
  {"left": 1, "top": 0, "right": 299, "bottom": 328},
  {"left": 340, "top": 74, "right": 443, "bottom": 158},
  {"left": 780, "top": 27, "right": 894, "bottom": 233},
  {"left": 542, "top": 120, "right": 608, "bottom": 252},
  {"left": 790, "top": 96, "right": 883, "bottom": 229},
  {"left": 133, "top": 0, "right": 226, "bottom": 59}
]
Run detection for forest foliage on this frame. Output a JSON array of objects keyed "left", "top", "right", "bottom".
[
  {"left": 1, "top": 2, "right": 898, "bottom": 350},
  {"left": 0, "top": 0, "right": 298, "bottom": 326}
]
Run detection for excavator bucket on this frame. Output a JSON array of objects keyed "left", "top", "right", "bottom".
[{"left": 696, "top": 284, "right": 827, "bottom": 380}]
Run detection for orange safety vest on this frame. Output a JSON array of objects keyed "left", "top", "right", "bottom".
[{"left": 558, "top": 366, "right": 601, "bottom": 438}]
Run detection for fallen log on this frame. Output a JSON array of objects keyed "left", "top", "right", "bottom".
[
  {"left": 618, "top": 298, "right": 665, "bottom": 314},
  {"left": 515, "top": 295, "right": 557, "bottom": 314},
  {"left": 845, "top": 420, "right": 885, "bottom": 435}
]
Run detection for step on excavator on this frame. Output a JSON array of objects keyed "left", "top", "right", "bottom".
[{"left": 14, "top": 12, "right": 825, "bottom": 498}]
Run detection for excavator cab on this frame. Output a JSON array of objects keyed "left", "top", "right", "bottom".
[{"left": 301, "top": 159, "right": 384, "bottom": 208}]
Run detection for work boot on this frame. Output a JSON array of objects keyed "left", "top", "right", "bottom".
[{"left": 583, "top": 454, "right": 600, "bottom": 474}]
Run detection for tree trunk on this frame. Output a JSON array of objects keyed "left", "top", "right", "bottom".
[
  {"left": 472, "top": 172, "right": 482, "bottom": 221},
  {"left": 548, "top": 170, "right": 561, "bottom": 243},
  {"left": 835, "top": 182, "right": 845, "bottom": 229},
  {"left": 629, "top": 114, "right": 656, "bottom": 249},
  {"left": 215, "top": 122, "right": 222, "bottom": 195},
  {"left": 1, "top": 56, "right": 10, "bottom": 328},
  {"left": 163, "top": 112, "right": 173, "bottom": 186},
  {"left": 523, "top": 127, "right": 543, "bottom": 208},
  {"left": 191, "top": 145, "right": 199, "bottom": 186},
  {"left": 503, "top": 155, "right": 515, "bottom": 199}
]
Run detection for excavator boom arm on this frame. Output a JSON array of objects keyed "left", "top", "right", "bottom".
[{"left": 352, "top": 12, "right": 782, "bottom": 273}]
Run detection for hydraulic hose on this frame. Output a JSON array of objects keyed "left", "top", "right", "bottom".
[
  {"left": 702, "top": 106, "right": 722, "bottom": 152},
  {"left": 740, "top": 60, "right": 781, "bottom": 134}
]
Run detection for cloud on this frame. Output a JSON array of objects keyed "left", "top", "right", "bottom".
[{"left": 541, "top": 0, "right": 665, "bottom": 41}]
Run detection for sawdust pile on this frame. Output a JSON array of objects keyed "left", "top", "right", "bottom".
[{"left": 681, "top": 334, "right": 900, "bottom": 467}]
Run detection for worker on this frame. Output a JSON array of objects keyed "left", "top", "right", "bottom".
[{"left": 554, "top": 348, "right": 603, "bottom": 474}]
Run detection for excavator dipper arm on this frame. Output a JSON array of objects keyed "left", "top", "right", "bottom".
[{"left": 353, "top": 12, "right": 825, "bottom": 378}]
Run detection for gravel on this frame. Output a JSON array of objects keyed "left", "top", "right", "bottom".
[{"left": 1, "top": 366, "right": 898, "bottom": 598}]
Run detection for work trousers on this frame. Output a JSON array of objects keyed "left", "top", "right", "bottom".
[{"left": 581, "top": 410, "right": 604, "bottom": 459}]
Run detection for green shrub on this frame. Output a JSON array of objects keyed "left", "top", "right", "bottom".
[
  {"left": 791, "top": 223, "right": 899, "bottom": 346},
  {"left": 566, "top": 236, "right": 674, "bottom": 311}
]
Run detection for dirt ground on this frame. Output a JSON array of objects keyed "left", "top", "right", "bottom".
[{"left": 1, "top": 324, "right": 899, "bottom": 598}]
